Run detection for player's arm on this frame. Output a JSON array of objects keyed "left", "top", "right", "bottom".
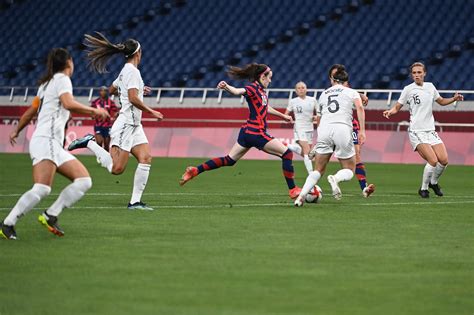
[
  {"left": 128, "top": 88, "right": 163, "bottom": 120},
  {"left": 383, "top": 102, "right": 403, "bottom": 119},
  {"left": 268, "top": 106, "right": 292, "bottom": 122},
  {"left": 60, "top": 93, "right": 110, "bottom": 120},
  {"left": 354, "top": 97, "right": 366, "bottom": 144},
  {"left": 109, "top": 84, "right": 118, "bottom": 96},
  {"left": 359, "top": 93, "right": 369, "bottom": 106},
  {"left": 216, "top": 81, "right": 246, "bottom": 96},
  {"left": 9, "top": 96, "right": 40, "bottom": 145},
  {"left": 435, "top": 92, "right": 464, "bottom": 106}
]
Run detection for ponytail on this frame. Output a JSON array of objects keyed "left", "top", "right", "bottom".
[
  {"left": 227, "top": 63, "right": 270, "bottom": 82},
  {"left": 38, "top": 48, "right": 71, "bottom": 86},
  {"left": 84, "top": 32, "right": 141, "bottom": 73}
]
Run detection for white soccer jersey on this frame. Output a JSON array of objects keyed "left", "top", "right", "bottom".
[
  {"left": 113, "top": 63, "right": 144, "bottom": 126},
  {"left": 398, "top": 82, "right": 440, "bottom": 132},
  {"left": 318, "top": 84, "right": 361, "bottom": 127},
  {"left": 287, "top": 96, "right": 317, "bottom": 132},
  {"left": 32, "top": 73, "right": 72, "bottom": 145}
]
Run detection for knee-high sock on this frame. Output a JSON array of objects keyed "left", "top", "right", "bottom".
[
  {"left": 4, "top": 184, "right": 51, "bottom": 226},
  {"left": 287, "top": 143, "right": 302, "bottom": 155},
  {"left": 300, "top": 171, "right": 321, "bottom": 197},
  {"left": 130, "top": 163, "right": 151, "bottom": 204},
  {"left": 87, "top": 141, "right": 113, "bottom": 173},
  {"left": 421, "top": 163, "right": 435, "bottom": 190},
  {"left": 46, "top": 177, "right": 92, "bottom": 216},
  {"left": 303, "top": 154, "right": 313, "bottom": 174},
  {"left": 355, "top": 163, "right": 367, "bottom": 190},
  {"left": 334, "top": 169, "right": 354, "bottom": 183},
  {"left": 281, "top": 149, "right": 296, "bottom": 189},
  {"left": 430, "top": 163, "right": 447, "bottom": 185},
  {"left": 197, "top": 155, "right": 236, "bottom": 174}
]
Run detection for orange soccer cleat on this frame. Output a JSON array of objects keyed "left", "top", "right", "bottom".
[
  {"left": 179, "top": 166, "right": 199, "bottom": 186},
  {"left": 288, "top": 186, "right": 302, "bottom": 200}
]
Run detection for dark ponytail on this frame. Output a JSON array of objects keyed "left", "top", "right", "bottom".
[
  {"left": 84, "top": 32, "right": 141, "bottom": 73},
  {"left": 227, "top": 63, "right": 270, "bottom": 82},
  {"left": 38, "top": 48, "right": 71, "bottom": 86},
  {"left": 332, "top": 68, "right": 349, "bottom": 83}
]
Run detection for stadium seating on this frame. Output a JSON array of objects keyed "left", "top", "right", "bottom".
[{"left": 0, "top": 0, "right": 473, "bottom": 95}]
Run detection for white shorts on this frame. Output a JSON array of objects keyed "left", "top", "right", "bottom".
[
  {"left": 409, "top": 130, "right": 443, "bottom": 151},
  {"left": 315, "top": 123, "right": 355, "bottom": 159},
  {"left": 29, "top": 136, "right": 76, "bottom": 166},
  {"left": 110, "top": 122, "right": 148, "bottom": 152},
  {"left": 294, "top": 129, "right": 314, "bottom": 144}
]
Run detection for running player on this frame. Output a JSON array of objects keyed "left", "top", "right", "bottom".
[
  {"left": 91, "top": 86, "right": 118, "bottom": 151},
  {"left": 179, "top": 63, "right": 301, "bottom": 199},
  {"left": 68, "top": 32, "right": 164, "bottom": 210},
  {"left": 383, "top": 62, "right": 463, "bottom": 198},
  {"left": 324, "top": 64, "right": 375, "bottom": 198},
  {"left": 1, "top": 48, "right": 109, "bottom": 239},
  {"left": 284, "top": 81, "right": 317, "bottom": 174},
  {"left": 295, "top": 67, "right": 365, "bottom": 206}
]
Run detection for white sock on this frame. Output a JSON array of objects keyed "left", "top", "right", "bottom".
[
  {"left": 421, "top": 163, "right": 435, "bottom": 190},
  {"left": 287, "top": 143, "right": 302, "bottom": 155},
  {"left": 430, "top": 163, "right": 446, "bottom": 185},
  {"left": 87, "top": 141, "right": 113, "bottom": 173},
  {"left": 130, "top": 163, "right": 151, "bottom": 204},
  {"left": 303, "top": 155, "right": 313, "bottom": 174},
  {"left": 4, "top": 184, "right": 51, "bottom": 226},
  {"left": 300, "top": 171, "right": 321, "bottom": 197},
  {"left": 334, "top": 169, "right": 354, "bottom": 182},
  {"left": 46, "top": 177, "right": 92, "bottom": 216}
]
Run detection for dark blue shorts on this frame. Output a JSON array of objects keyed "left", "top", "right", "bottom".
[
  {"left": 94, "top": 126, "right": 111, "bottom": 138},
  {"left": 352, "top": 129, "right": 359, "bottom": 145},
  {"left": 237, "top": 127, "right": 274, "bottom": 150}
]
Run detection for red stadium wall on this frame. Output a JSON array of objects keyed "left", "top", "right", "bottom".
[{"left": 1, "top": 124, "right": 473, "bottom": 165}]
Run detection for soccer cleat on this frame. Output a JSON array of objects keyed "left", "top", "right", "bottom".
[
  {"left": 179, "top": 166, "right": 198, "bottom": 186},
  {"left": 308, "top": 147, "right": 317, "bottom": 160},
  {"left": 327, "top": 175, "right": 342, "bottom": 200},
  {"left": 68, "top": 134, "right": 94, "bottom": 151},
  {"left": 1, "top": 222, "right": 17, "bottom": 240},
  {"left": 362, "top": 184, "right": 376, "bottom": 198},
  {"left": 428, "top": 183, "right": 444, "bottom": 197},
  {"left": 288, "top": 186, "right": 302, "bottom": 200},
  {"left": 418, "top": 188, "right": 430, "bottom": 199},
  {"left": 294, "top": 195, "right": 304, "bottom": 207},
  {"left": 128, "top": 202, "right": 154, "bottom": 211},
  {"left": 38, "top": 212, "right": 64, "bottom": 236}
]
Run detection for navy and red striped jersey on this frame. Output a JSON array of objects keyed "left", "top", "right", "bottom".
[
  {"left": 242, "top": 82, "right": 269, "bottom": 132},
  {"left": 91, "top": 97, "right": 118, "bottom": 128},
  {"left": 352, "top": 118, "right": 360, "bottom": 131}
]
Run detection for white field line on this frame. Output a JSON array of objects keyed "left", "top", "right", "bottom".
[{"left": 0, "top": 200, "right": 473, "bottom": 211}]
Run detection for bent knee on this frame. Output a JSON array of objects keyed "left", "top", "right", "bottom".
[
  {"left": 76, "top": 177, "right": 93, "bottom": 191},
  {"left": 138, "top": 155, "right": 152, "bottom": 164}
]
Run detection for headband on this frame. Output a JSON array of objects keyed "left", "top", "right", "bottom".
[{"left": 125, "top": 42, "right": 141, "bottom": 58}]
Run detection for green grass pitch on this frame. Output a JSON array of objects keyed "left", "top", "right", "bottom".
[{"left": 0, "top": 153, "right": 473, "bottom": 315}]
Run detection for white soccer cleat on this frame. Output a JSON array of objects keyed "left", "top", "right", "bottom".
[
  {"left": 327, "top": 175, "right": 342, "bottom": 200},
  {"left": 362, "top": 184, "right": 375, "bottom": 198},
  {"left": 294, "top": 195, "right": 304, "bottom": 207}
]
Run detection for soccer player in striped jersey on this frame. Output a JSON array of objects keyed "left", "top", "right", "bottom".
[
  {"left": 285, "top": 81, "right": 318, "bottom": 174},
  {"left": 179, "top": 63, "right": 301, "bottom": 199},
  {"left": 91, "top": 86, "right": 118, "bottom": 151},
  {"left": 68, "top": 32, "right": 164, "bottom": 210},
  {"left": 1, "top": 48, "right": 109, "bottom": 240},
  {"left": 383, "top": 62, "right": 464, "bottom": 198}
]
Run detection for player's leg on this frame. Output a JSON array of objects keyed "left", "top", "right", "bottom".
[
  {"left": 429, "top": 142, "right": 448, "bottom": 196},
  {"left": 286, "top": 130, "right": 303, "bottom": 155},
  {"left": 298, "top": 140, "right": 313, "bottom": 174},
  {"left": 326, "top": 156, "right": 356, "bottom": 200},
  {"left": 294, "top": 153, "right": 331, "bottom": 206},
  {"left": 95, "top": 133, "right": 105, "bottom": 149},
  {"left": 262, "top": 138, "right": 300, "bottom": 198},
  {"left": 415, "top": 143, "right": 439, "bottom": 198},
  {"left": 39, "top": 159, "right": 92, "bottom": 236},
  {"left": 104, "top": 136, "right": 111, "bottom": 152},
  {"left": 1, "top": 161, "right": 55, "bottom": 240},
  {"left": 354, "top": 144, "right": 375, "bottom": 198},
  {"left": 128, "top": 143, "right": 153, "bottom": 210}
]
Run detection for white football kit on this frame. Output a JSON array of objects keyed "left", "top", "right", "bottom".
[
  {"left": 398, "top": 82, "right": 443, "bottom": 150},
  {"left": 110, "top": 63, "right": 148, "bottom": 152},
  {"left": 30, "top": 73, "right": 75, "bottom": 166},
  {"left": 287, "top": 96, "right": 317, "bottom": 143},
  {"left": 315, "top": 84, "right": 361, "bottom": 159}
]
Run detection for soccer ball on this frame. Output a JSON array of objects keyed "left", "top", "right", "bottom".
[{"left": 305, "top": 185, "right": 323, "bottom": 203}]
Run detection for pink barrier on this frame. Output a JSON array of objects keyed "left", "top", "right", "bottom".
[{"left": 1, "top": 125, "right": 473, "bottom": 165}]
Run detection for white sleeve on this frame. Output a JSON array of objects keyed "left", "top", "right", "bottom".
[
  {"left": 351, "top": 89, "right": 361, "bottom": 101},
  {"left": 112, "top": 77, "right": 119, "bottom": 88},
  {"left": 125, "top": 68, "right": 141, "bottom": 90},
  {"left": 286, "top": 99, "right": 294, "bottom": 112},
  {"left": 56, "top": 76, "right": 73, "bottom": 97},
  {"left": 432, "top": 84, "right": 440, "bottom": 100},
  {"left": 397, "top": 86, "right": 408, "bottom": 106},
  {"left": 317, "top": 95, "right": 324, "bottom": 115}
]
